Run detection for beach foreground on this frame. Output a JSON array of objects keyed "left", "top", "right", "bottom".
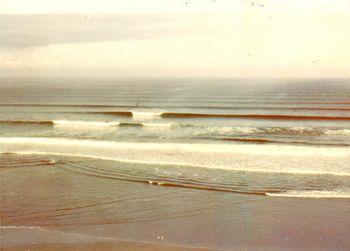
[
  {"left": 3, "top": 240, "right": 216, "bottom": 251},
  {"left": 1, "top": 154, "right": 350, "bottom": 251}
]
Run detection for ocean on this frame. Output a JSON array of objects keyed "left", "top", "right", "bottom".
[{"left": 1, "top": 78, "right": 350, "bottom": 250}]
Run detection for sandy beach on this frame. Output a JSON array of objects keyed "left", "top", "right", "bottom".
[
  {"left": 1, "top": 154, "right": 350, "bottom": 251},
  {"left": 3, "top": 241, "right": 217, "bottom": 251}
]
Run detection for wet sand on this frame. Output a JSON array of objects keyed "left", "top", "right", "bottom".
[
  {"left": 1, "top": 155, "right": 350, "bottom": 251},
  {"left": 3, "top": 241, "right": 216, "bottom": 251}
]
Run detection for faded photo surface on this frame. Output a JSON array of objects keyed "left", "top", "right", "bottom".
[{"left": 1, "top": 1, "right": 350, "bottom": 250}]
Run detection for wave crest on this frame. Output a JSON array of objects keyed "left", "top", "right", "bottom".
[{"left": 161, "top": 112, "right": 350, "bottom": 121}]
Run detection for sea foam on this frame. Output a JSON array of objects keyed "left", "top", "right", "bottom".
[
  {"left": 1, "top": 137, "right": 350, "bottom": 176},
  {"left": 266, "top": 189, "right": 350, "bottom": 198}
]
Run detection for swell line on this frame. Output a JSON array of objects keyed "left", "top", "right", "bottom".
[
  {"left": 217, "top": 137, "right": 350, "bottom": 147},
  {"left": 92, "top": 111, "right": 133, "bottom": 117},
  {"left": 161, "top": 112, "right": 350, "bottom": 121},
  {"left": 289, "top": 107, "right": 350, "bottom": 111},
  {"left": 0, "top": 103, "right": 121, "bottom": 108},
  {"left": 2, "top": 103, "right": 350, "bottom": 111},
  {"left": 63, "top": 163, "right": 267, "bottom": 196},
  {"left": 1, "top": 101, "right": 350, "bottom": 107},
  {"left": 0, "top": 155, "right": 56, "bottom": 168},
  {"left": 0, "top": 120, "right": 172, "bottom": 128},
  {"left": 86, "top": 110, "right": 350, "bottom": 120},
  {"left": 220, "top": 138, "right": 274, "bottom": 144},
  {"left": 0, "top": 120, "right": 54, "bottom": 125}
]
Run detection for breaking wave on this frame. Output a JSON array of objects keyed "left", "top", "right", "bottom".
[
  {"left": 1, "top": 120, "right": 349, "bottom": 138},
  {"left": 89, "top": 110, "right": 350, "bottom": 120},
  {"left": 0, "top": 120, "right": 173, "bottom": 128},
  {"left": 266, "top": 189, "right": 350, "bottom": 198},
  {"left": 161, "top": 112, "right": 350, "bottom": 121},
  {"left": 197, "top": 126, "right": 350, "bottom": 137}
]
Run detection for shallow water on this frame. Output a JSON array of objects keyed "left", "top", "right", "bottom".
[{"left": 1, "top": 154, "right": 350, "bottom": 250}]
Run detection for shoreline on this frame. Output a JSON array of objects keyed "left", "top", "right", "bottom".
[
  {"left": 2, "top": 241, "right": 219, "bottom": 251},
  {"left": 2, "top": 153, "right": 350, "bottom": 251}
]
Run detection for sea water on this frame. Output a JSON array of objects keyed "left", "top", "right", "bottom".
[{"left": 1, "top": 78, "right": 350, "bottom": 249}]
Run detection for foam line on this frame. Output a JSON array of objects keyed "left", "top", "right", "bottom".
[
  {"left": 266, "top": 190, "right": 350, "bottom": 198},
  {"left": 1, "top": 137, "right": 350, "bottom": 176}
]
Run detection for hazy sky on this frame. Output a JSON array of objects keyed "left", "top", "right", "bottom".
[{"left": 0, "top": 0, "right": 349, "bottom": 78}]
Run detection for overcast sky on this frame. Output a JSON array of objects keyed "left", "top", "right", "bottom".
[{"left": 0, "top": 0, "right": 349, "bottom": 78}]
